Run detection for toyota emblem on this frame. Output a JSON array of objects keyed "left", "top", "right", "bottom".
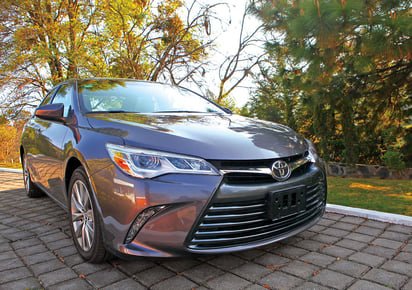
[{"left": 271, "top": 160, "right": 291, "bottom": 181}]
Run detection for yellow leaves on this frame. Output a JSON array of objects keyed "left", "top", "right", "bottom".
[
  {"left": 313, "top": 269, "right": 322, "bottom": 275},
  {"left": 388, "top": 193, "right": 412, "bottom": 200},
  {"left": 349, "top": 183, "right": 392, "bottom": 191},
  {"left": 303, "top": 261, "right": 312, "bottom": 264},
  {"left": 0, "top": 124, "right": 19, "bottom": 162},
  {"left": 2, "top": 0, "right": 210, "bottom": 94},
  {"left": 319, "top": 244, "right": 331, "bottom": 250}
]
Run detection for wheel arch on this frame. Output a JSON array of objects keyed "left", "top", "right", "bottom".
[{"left": 64, "top": 157, "right": 83, "bottom": 196}]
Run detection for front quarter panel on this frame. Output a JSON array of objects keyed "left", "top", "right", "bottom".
[{"left": 90, "top": 166, "right": 222, "bottom": 256}]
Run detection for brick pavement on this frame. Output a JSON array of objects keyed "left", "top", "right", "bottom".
[{"left": 0, "top": 171, "right": 411, "bottom": 289}]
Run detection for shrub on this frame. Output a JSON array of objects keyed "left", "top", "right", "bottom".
[{"left": 381, "top": 150, "right": 406, "bottom": 171}]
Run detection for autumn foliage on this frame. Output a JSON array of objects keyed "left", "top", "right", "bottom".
[{"left": 0, "top": 0, "right": 213, "bottom": 115}]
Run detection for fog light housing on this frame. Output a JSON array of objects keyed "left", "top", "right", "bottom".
[{"left": 124, "top": 205, "right": 167, "bottom": 244}]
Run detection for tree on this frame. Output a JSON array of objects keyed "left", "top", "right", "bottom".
[
  {"left": 248, "top": 0, "right": 411, "bottom": 166},
  {"left": 214, "top": 4, "right": 263, "bottom": 104},
  {"left": 0, "top": 0, "right": 216, "bottom": 118},
  {"left": 0, "top": 0, "right": 102, "bottom": 115},
  {"left": 0, "top": 111, "right": 30, "bottom": 165},
  {"left": 94, "top": 0, "right": 217, "bottom": 84}
]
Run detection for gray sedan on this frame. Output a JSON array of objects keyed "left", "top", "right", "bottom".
[{"left": 20, "top": 79, "right": 327, "bottom": 263}]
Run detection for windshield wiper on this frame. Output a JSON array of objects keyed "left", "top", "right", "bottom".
[
  {"left": 153, "top": 110, "right": 207, "bottom": 113},
  {"left": 87, "top": 110, "right": 136, "bottom": 114}
]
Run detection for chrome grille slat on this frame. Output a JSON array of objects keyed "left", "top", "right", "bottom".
[
  {"left": 307, "top": 184, "right": 321, "bottom": 195},
  {"left": 199, "top": 218, "right": 267, "bottom": 228},
  {"left": 203, "top": 211, "right": 266, "bottom": 221},
  {"left": 208, "top": 203, "right": 265, "bottom": 212},
  {"left": 307, "top": 188, "right": 323, "bottom": 203},
  {"left": 195, "top": 222, "right": 277, "bottom": 236}
]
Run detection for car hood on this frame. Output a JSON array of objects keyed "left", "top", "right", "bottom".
[{"left": 86, "top": 113, "right": 308, "bottom": 160}]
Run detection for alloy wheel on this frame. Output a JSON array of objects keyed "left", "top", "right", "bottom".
[{"left": 71, "top": 180, "right": 95, "bottom": 252}]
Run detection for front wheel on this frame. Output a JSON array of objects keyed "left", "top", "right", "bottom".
[
  {"left": 22, "top": 155, "right": 44, "bottom": 198},
  {"left": 68, "top": 167, "right": 110, "bottom": 263}
]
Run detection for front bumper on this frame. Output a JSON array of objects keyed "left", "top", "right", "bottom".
[{"left": 92, "top": 162, "right": 326, "bottom": 258}]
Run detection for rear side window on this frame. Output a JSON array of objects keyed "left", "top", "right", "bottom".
[
  {"left": 40, "top": 87, "right": 59, "bottom": 106},
  {"left": 51, "top": 84, "right": 72, "bottom": 117}
]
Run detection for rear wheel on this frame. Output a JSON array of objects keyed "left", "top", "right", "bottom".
[
  {"left": 68, "top": 167, "right": 110, "bottom": 263},
  {"left": 22, "top": 155, "right": 44, "bottom": 198}
]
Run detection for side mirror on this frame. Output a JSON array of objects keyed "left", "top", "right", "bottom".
[{"left": 35, "top": 103, "right": 64, "bottom": 121}]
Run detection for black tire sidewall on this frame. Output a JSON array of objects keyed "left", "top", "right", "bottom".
[{"left": 22, "top": 154, "right": 43, "bottom": 198}]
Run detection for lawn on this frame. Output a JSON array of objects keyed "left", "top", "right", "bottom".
[{"left": 327, "top": 177, "right": 412, "bottom": 216}]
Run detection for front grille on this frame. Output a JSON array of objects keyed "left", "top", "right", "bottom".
[
  {"left": 187, "top": 181, "right": 325, "bottom": 249},
  {"left": 210, "top": 152, "right": 307, "bottom": 170},
  {"left": 223, "top": 162, "right": 313, "bottom": 185},
  {"left": 210, "top": 153, "right": 311, "bottom": 185}
]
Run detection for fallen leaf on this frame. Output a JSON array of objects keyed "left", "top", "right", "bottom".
[{"left": 313, "top": 270, "right": 322, "bottom": 275}]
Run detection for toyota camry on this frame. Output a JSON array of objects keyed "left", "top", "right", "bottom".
[{"left": 20, "top": 79, "right": 327, "bottom": 263}]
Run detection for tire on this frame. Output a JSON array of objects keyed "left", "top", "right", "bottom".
[
  {"left": 68, "top": 167, "right": 110, "bottom": 263},
  {"left": 22, "top": 155, "right": 44, "bottom": 198}
]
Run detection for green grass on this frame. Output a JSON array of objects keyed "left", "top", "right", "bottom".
[{"left": 327, "top": 177, "right": 412, "bottom": 216}]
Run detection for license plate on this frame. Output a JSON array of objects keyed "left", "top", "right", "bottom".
[{"left": 267, "top": 186, "right": 306, "bottom": 220}]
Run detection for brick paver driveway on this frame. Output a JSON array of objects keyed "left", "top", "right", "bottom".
[{"left": 0, "top": 171, "right": 411, "bottom": 289}]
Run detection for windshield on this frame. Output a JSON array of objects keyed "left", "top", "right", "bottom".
[{"left": 78, "top": 80, "right": 224, "bottom": 114}]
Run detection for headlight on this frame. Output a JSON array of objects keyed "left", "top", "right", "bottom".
[{"left": 106, "top": 143, "right": 219, "bottom": 179}]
